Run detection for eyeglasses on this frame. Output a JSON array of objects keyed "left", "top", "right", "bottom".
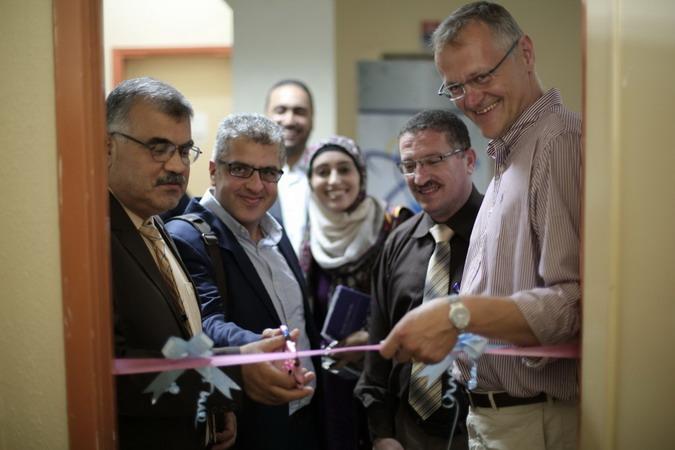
[
  {"left": 438, "top": 38, "right": 520, "bottom": 102},
  {"left": 398, "top": 148, "right": 466, "bottom": 176},
  {"left": 109, "top": 131, "right": 202, "bottom": 165},
  {"left": 217, "top": 160, "right": 284, "bottom": 183}
]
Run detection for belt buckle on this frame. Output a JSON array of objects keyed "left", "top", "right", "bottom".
[
  {"left": 465, "top": 388, "right": 481, "bottom": 408},
  {"left": 466, "top": 389, "right": 501, "bottom": 409}
]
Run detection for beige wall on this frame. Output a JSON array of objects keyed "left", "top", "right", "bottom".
[
  {"left": 104, "top": 0, "right": 234, "bottom": 196},
  {"left": 103, "top": 0, "right": 233, "bottom": 91},
  {"left": 124, "top": 55, "right": 233, "bottom": 196},
  {"left": 582, "top": 0, "right": 675, "bottom": 448},
  {"left": 336, "top": 0, "right": 581, "bottom": 138},
  {"left": 0, "top": 1, "right": 69, "bottom": 449},
  {"left": 228, "top": 0, "right": 337, "bottom": 147}
]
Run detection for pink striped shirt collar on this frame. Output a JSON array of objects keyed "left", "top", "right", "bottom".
[{"left": 487, "top": 88, "right": 563, "bottom": 166}]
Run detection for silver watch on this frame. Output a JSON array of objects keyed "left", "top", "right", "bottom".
[{"left": 448, "top": 296, "right": 470, "bottom": 331}]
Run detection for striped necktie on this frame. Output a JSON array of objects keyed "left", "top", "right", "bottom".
[
  {"left": 139, "top": 220, "right": 190, "bottom": 334},
  {"left": 408, "top": 223, "right": 454, "bottom": 420}
]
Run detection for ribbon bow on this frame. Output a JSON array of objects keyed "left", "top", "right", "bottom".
[
  {"left": 417, "top": 333, "right": 488, "bottom": 390},
  {"left": 143, "top": 333, "right": 241, "bottom": 404}
]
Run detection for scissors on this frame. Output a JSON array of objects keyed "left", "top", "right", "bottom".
[{"left": 279, "top": 325, "right": 303, "bottom": 385}]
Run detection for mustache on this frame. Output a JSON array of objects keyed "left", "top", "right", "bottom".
[
  {"left": 415, "top": 180, "right": 439, "bottom": 191},
  {"left": 156, "top": 173, "right": 186, "bottom": 186}
]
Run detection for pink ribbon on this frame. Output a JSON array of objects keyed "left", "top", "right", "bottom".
[
  {"left": 114, "top": 345, "right": 380, "bottom": 375},
  {"left": 113, "top": 343, "right": 579, "bottom": 376}
]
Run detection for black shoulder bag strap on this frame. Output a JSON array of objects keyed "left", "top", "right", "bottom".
[{"left": 172, "top": 213, "right": 228, "bottom": 320}]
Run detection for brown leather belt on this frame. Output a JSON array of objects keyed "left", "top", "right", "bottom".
[{"left": 466, "top": 390, "right": 548, "bottom": 408}]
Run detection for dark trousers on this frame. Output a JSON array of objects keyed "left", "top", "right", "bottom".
[
  {"left": 321, "top": 371, "right": 371, "bottom": 450},
  {"left": 289, "top": 403, "right": 321, "bottom": 449},
  {"left": 117, "top": 415, "right": 206, "bottom": 450},
  {"left": 395, "top": 405, "right": 468, "bottom": 450},
  {"left": 235, "top": 400, "right": 321, "bottom": 450}
]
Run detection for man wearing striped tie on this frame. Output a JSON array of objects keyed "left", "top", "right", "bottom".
[
  {"left": 356, "top": 109, "right": 482, "bottom": 450},
  {"left": 380, "top": 3, "right": 582, "bottom": 450}
]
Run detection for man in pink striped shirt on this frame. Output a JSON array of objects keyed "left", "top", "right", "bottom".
[{"left": 381, "top": 2, "right": 581, "bottom": 449}]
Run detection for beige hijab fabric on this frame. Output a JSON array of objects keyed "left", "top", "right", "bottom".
[{"left": 308, "top": 192, "right": 385, "bottom": 270}]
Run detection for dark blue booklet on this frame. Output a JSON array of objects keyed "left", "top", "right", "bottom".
[{"left": 320, "top": 285, "right": 371, "bottom": 342}]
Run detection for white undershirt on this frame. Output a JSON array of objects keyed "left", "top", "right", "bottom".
[{"left": 277, "top": 162, "right": 310, "bottom": 255}]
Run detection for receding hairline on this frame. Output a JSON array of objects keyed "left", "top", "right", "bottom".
[
  {"left": 212, "top": 113, "right": 286, "bottom": 166},
  {"left": 264, "top": 80, "right": 314, "bottom": 113},
  {"left": 398, "top": 109, "right": 471, "bottom": 150},
  {"left": 398, "top": 127, "right": 459, "bottom": 150},
  {"left": 435, "top": 20, "right": 517, "bottom": 55},
  {"left": 106, "top": 77, "right": 193, "bottom": 130},
  {"left": 431, "top": 2, "right": 524, "bottom": 54}
]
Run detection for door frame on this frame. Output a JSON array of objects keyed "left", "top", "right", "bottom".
[
  {"left": 112, "top": 46, "right": 232, "bottom": 86},
  {"left": 53, "top": 0, "right": 115, "bottom": 448}
]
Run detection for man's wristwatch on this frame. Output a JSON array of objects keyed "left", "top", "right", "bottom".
[{"left": 447, "top": 295, "right": 470, "bottom": 332}]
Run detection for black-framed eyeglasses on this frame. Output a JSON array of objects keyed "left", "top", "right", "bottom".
[
  {"left": 217, "top": 160, "right": 284, "bottom": 183},
  {"left": 438, "top": 38, "right": 521, "bottom": 102},
  {"left": 398, "top": 148, "right": 466, "bottom": 176},
  {"left": 109, "top": 131, "right": 202, "bottom": 165}
]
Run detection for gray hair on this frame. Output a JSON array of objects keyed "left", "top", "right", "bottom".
[
  {"left": 399, "top": 109, "right": 471, "bottom": 150},
  {"left": 212, "top": 113, "right": 286, "bottom": 166},
  {"left": 106, "top": 77, "right": 193, "bottom": 130},
  {"left": 431, "top": 1, "right": 523, "bottom": 53}
]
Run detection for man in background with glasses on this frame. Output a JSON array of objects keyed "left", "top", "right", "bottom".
[
  {"left": 108, "top": 79, "right": 315, "bottom": 450},
  {"left": 380, "top": 3, "right": 581, "bottom": 450},
  {"left": 166, "top": 113, "right": 321, "bottom": 450},
  {"left": 356, "top": 109, "right": 481, "bottom": 450}
]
